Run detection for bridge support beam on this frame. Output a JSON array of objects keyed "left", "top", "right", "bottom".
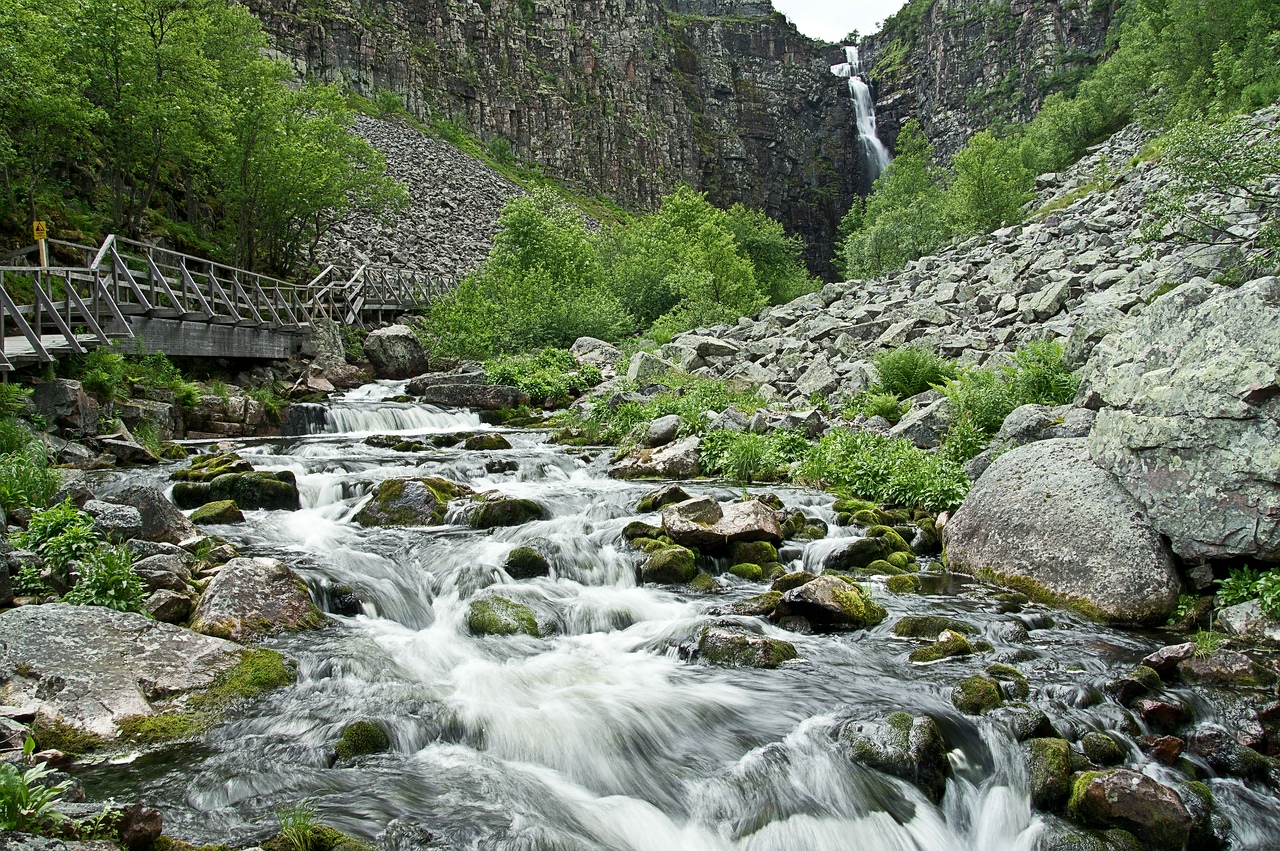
[{"left": 117, "top": 317, "right": 309, "bottom": 360}]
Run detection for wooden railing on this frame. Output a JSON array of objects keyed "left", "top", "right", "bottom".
[{"left": 0, "top": 235, "right": 449, "bottom": 370}]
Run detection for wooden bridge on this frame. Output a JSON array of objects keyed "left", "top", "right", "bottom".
[{"left": 0, "top": 236, "right": 445, "bottom": 371}]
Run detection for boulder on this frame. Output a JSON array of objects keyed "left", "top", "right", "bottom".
[
  {"left": 171, "top": 471, "right": 301, "bottom": 511},
  {"left": 363, "top": 325, "right": 428, "bottom": 379},
  {"left": 0, "top": 603, "right": 242, "bottom": 738},
  {"left": 33, "top": 379, "right": 99, "bottom": 434},
  {"left": 822, "top": 536, "right": 895, "bottom": 571},
  {"left": 1082, "top": 277, "right": 1280, "bottom": 561},
  {"left": 1027, "top": 737, "right": 1073, "bottom": 810},
  {"left": 570, "top": 337, "right": 624, "bottom": 369},
  {"left": 1216, "top": 599, "right": 1280, "bottom": 644},
  {"left": 888, "top": 397, "right": 952, "bottom": 449},
  {"left": 697, "top": 626, "right": 797, "bottom": 668},
  {"left": 626, "top": 352, "right": 675, "bottom": 383},
  {"left": 467, "top": 596, "right": 540, "bottom": 636},
  {"left": 661, "top": 496, "right": 783, "bottom": 554},
  {"left": 82, "top": 500, "right": 142, "bottom": 543},
  {"left": 412, "top": 382, "right": 530, "bottom": 410},
  {"left": 636, "top": 484, "right": 692, "bottom": 513},
  {"left": 132, "top": 553, "right": 192, "bottom": 593},
  {"left": 841, "top": 712, "right": 951, "bottom": 803},
  {"left": 191, "top": 557, "right": 325, "bottom": 642},
  {"left": 641, "top": 546, "right": 698, "bottom": 584},
  {"left": 609, "top": 435, "right": 702, "bottom": 479},
  {"left": 1068, "top": 769, "right": 1192, "bottom": 848},
  {"left": 170, "top": 452, "right": 254, "bottom": 482},
  {"left": 463, "top": 493, "right": 546, "bottom": 528},
  {"left": 1176, "top": 649, "right": 1276, "bottom": 688},
  {"left": 644, "top": 415, "right": 683, "bottom": 448},
  {"left": 189, "top": 499, "right": 244, "bottom": 525},
  {"left": 951, "top": 675, "right": 1003, "bottom": 715},
  {"left": 464, "top": 433, "right": 512, "bottom": 451},
  {"left": 943, "top": 438, "right": 1180, "bottom": 625},
  {"left": 144, "top": 589, "right": 192, "bottom": 624},
  {"left": 108, "top": 486, "right": 197, "bottom": 544},
  {"left": 771, "top": 575, "right": 886, "bottom": 630},
  {"left": 355, "top": 477, "right": 470, "bottom": 527},
  {"left": 504, "top": 546, "right": 550, "bottom": 579}
]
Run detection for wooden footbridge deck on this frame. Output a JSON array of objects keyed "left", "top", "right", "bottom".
[{"left": 0, "top": 236, "right": 444, "bottom": 370}]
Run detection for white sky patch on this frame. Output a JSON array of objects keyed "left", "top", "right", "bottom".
[{"left": 771, "top": 0, "right": 910, "bottom": 43}]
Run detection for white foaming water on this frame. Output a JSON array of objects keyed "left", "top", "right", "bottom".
[
  {"left": 319, "top": 380, "right": 483, "bottom": 435},
  {"left": 832, "top": 45, "right": 892, "bottom": 180}
]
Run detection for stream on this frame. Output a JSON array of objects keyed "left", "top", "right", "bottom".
[{"left": 83, "top": 382, "right": 1280, "bottom": 849}]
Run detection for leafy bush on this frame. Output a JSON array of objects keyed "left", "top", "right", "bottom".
[
  {"left": 939, "top": 368, "right": 1016, "bottom": 436},
  {"left": 1256, "top": 571, "right": 1280, "bottom": 619},
  {"left": 796, "top": 429, "right": 971, "bottom": 511},
  {"left": 0, "top": 384, "right": 30, "bottom": 419},
  {"left": 873, "top": 346, "right": 956, "bottom": 399},
  {"left": 59, "top": 348, "right": 200, "bottom": 409},
  {"left": 485, "top": 348, "right": 603, "bottom": 406},
  {"left": 699, "top": 429, "right": 808, "bottom": 483},
  {"left": 62, "top": 545, "right": 146, "bottom": 613},
  {"left": 247, "top": 386, "right": 287, "bottom": 424},
  {"left": 1215, "top": 565, "right": 1280, "bottom": 616},
  {"left": 846, "top": 392, "right": 908, "bottom": 423},
  {"left": 0, "top": 447, "right": 59, "bottom": 515},
  {"left": 14, "top": 501, "right": 99, "bottom": 575},
  {"left": 559, "top": 374, "right": 767, "bottom": 445},
  {"left": 940, "top": 341, "right": 1079, "bottom": 438},
  {"left": 0, "top": 740, "right": 72, "bottom": 832}
]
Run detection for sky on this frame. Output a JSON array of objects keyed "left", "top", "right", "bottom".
[{"left": 770, "top": 0, "right": 909, "bottom": 43}]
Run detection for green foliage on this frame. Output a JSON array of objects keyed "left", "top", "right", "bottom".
[
  {"left": 62, "top": 545, "right": 146, "bottom": 613},
  {"left": 940, "top": 417, "right": 991, "bottom": 463},
  {"left": 60, "top": 347, "right": 201, "bottom": 409},
  {"left": 1256, "top": 571, "right": 1280, "bottom": 619},
  {"left": 15, "top": 500, "right": 98, "bottom": 575},
  {"left": 699, "top": 429, "right": 808, "bottom": 483},
  {"left": 873, "top": 346, "right": 957, "bottom": 399},
  {"left": 0, "top": 384, "right": 30, "bottom": 419},
  {"left": 568, "top": 374, "right": 767, "bottom": 445},
  {"left": 845, "top": 391, "right": 908, "bottom": 424},
  {"left": 796, "top": 429, "right": 971, "bottom": 511},
  {"left": 941, "top": 341, "right": 1078, "bottom": 437},
  {"left": 341, "top": 327, "right": 368, "bottom": 362},
  {"left": 0, "top": 443, "right": 59, "bottom": 514},
  {"left": 0, "top": 744, "right": 72, "bottom": 833},
  {"left": 246, "top": 386, "right": 287, "bottom": 424},
  {"left": 1215, "top": 565, "right": 1280, "bottom": 616},
  {"left": 484, "top": 348, "right": 603, "bottom": 406},
  {"left": 1193, "top": 629, "right": 1226, "bottom": 658},
  {"left": 946, "top": 129, "right": 1035, "bottom": 235},
  {"left": 276, "top": 799, "right": 318, "bottom": 851}
]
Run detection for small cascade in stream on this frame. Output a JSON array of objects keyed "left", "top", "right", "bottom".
[
  {"left": 308, "top": 380, "right": 484, "bottom": 435},
  {"left": 832, "top": 45, "right": 892, "bottom": 181}
]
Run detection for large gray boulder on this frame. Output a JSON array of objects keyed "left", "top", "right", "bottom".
[
  {"left": 661, "top": 496, "right": 783, "bottom": 553},
  {"left": 570, "top": 337, "right": 623, "bottom": 370},
  {"left": 363, "top": 324, "right": 428, "bottom": 379},
  {"left": 108, "top": 486, "right": 198, "bottom": 544},
  {"left": 411, "top": 382, "right": 530, "bottom": 410},
  {"left": 0, "top": 604, "right": 242, "bottom": 738},
  {"left": 944, "top": 438, "right": 1180, "bottom": 625},
  {"left": 609, "top": 435, "right": 701, "bottom": 479},
  {"left": 191, "top": 557, "right": 325, "bottom": 642},
  {"left": 1082, "top": 277, "right": 1280, "bottom": 561}
]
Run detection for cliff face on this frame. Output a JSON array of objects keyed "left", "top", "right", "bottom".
[
  {"left": 858, "top": 0, "right": 1116, "bottom": 157},
  {"left": 248, "top": 0, "right": 859, "bottom": 276}
]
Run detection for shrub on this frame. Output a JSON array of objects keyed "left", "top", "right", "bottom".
[
  {"left": 873, "top": 346, "right": 956, "bottom": 399},
  {"left": 846, "top": 392, "right": 908, "bottom": 423},
  {"left": 0, "top": 444, "right": 59, "bottom": 513},
  {"left": 15, "top": 501, "right": 99, "bottom": 575},
  {"left": 796, "top": 429, "right": 971, "bottom": 511},
  {"left": 1005, "top": 340, "right": 1079, "bottom": 406},
  {"left": 1256, "top": 571, "right": 1280, "bottom": 619},
  {"left": 1216, "top": 566, "right": 1262, "bottom": 607},
  {"left": 485, "top": 348, "right": 602, "bottom": 406},
  {"left": 62, "top": 545, "right": 146, "bottom": 613},
  {"left": 699, "top": 430, "right": 807, "bottom": 483},
  {"left": 0, "top": 740, "right": 73, "bottom": 832},
  {"left": 276, "top": 799, "right": 318, "bottom": 851},
  {"left": 0, "top": 383, "right": 30, "bottom": 419}
]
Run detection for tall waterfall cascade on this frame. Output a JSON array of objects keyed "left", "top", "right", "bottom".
[{"left": 831, "top": 46, "right": 892, "bottom": 181}]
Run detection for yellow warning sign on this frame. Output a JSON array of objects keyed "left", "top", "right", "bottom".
[{"left": 32, "top": 220, "right": 47, "bottom": 241}]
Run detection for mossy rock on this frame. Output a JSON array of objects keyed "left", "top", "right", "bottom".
[
  {"left": 504, "top": 546, "right": 550, "bottom": 579},
  {"left": 730, "top": 540, "right": 777, "bottom": 566},
  {"left": 170, "top": 452, "right": 253, "bottom": 483},
  {"left": 773, "top": 575, "right": 886, "bottom": 630},
  {"left": 987, "top": 663, "right": 1031, "bottom": 700},
  {"left": 334, "top": 720, "right": 391, "bottom": 760},
  {"left": 465, "top": 433, "right": 513, "bottom": 451},
  {"left": 189, "top": 500, "right": 244, "bottom": 525},
  {"left": 631, "top": 536, "right": 672, "bottom": 554},
  {"left": 885, "top": 551, "right": 915, "bottom": 571},
  {"left": 466, "top": 495, "right": 546, "bottom": 529},
  {"left": 159, "top": 442, "right": 190, "bottom": 460},
  {"left": 641, "top": 546, "right": 697, "bottom": 584},
  {"left": 866, "top": 524, "right": 913, "bottom": 555},
  {"left": 852, "top": 509, "right": 886, "bottom": 526},
  {"left": 914, "top": 517, "right": 941, "bottom": 555},
  {"left": 859, "top": 559, "right": 905, "bottom": 576},
  {"left": 825, "top": 536, "right": 894, "bottom": 570},
  {"left": 771, "top": 571, "right": 818, "bottom": 592},
  {"left": 833, "top": 497, "right": 877, "bottom": 514},
  {"left": 909, "top": 630, "right": 973, "bottom": 664},
  {"left": 841, "top": 711, "right": 952, "bottom": 804},
  {"left": 1081, "top": 732, "right": 1125, "bottom": 767},
  {"left": 262, "top": 825, "right": 375, "bottom": 851},
  {"left": 623, "top": 520, "right": 664, "bottom": 541},
  {"left": 894, "top": 615, "right": 976, "bottom": 639},
  {"left": 689, "top": 572, "right": 717, "bottom": 593},
  {"left": 834, "top": 512, "right": 855, "bottom": 527},
  {"left": 1028, "top": 737, "right": 1074, "bottom": 811},
  {"left": 178, "top": 471, "right": 300, "bottom": 511},
  {"left": 719, "top": 590, "right": 782, "bottom": 616},
  {"left": 886, "top": 574, "right": 922, "bottom": 595},
  {"left": 729, "top": 562, "right": 763, "bottom": 581},
  {"left": 795, "top": 522, "right": 829, "bottom": 541},
  {"left": 636, "top": 485, "right": 691, "bottom": 513},
  {"left": 467, "top": 596, "right": 540, "bottom": 636},
  {"left": 952, "top": 675, "right": 1003, "bottom": 715},
  {"left": 355, "top": 477, "right": 461, "bottom": 527},
  {"left": 698, "top": 626, "right": 797, "bottom": 668}
]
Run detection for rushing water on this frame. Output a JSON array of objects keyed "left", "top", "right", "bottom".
[
  {"left": 84, "top": 383, "right": 1279, "bottom": 849},
  {"left": 831, "top": 46, "right": 892, "bottom": 183}
]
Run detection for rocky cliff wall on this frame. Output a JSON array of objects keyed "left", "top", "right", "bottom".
[{"left": 859, "top": 0, "right": 1116, "bottom": 157}]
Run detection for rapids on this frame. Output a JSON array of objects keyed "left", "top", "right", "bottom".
[{"left": 83, "top": 383, "right": 1280, "bottom": 849}]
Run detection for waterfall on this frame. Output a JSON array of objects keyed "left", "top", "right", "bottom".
[{"left": 831, "top": 46, "right": 892, "bottom": 181}]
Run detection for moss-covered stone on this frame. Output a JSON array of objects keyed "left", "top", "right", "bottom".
[
  {"left": 697, "top": 625, "right": 797, "bottom": 668},
  {"left": 689, "top": 572, "right": 717, "bottom": 593},
  {"left": 886, "top": 551, "right": 915, "bottom": 571},
  {"left": 504, "top": 546, "right": 550, "bottom": 579},
  {"left": 631, "top": 536, "right": 672, "bottom": 554},
  {"left": 467, "top": 596, "right": 541, "bottom": 636},
  {"left": 719, "top": 590, "right": 782, "bottom": 616},
  {"left": 466, "top": 494, "right": 546, "bottom": 529},
  {"left": 841, "top": 711, "right": 951, "bottom": 804},
  {"left": 730, "top": 540, "right": 777, "bottom": 566},
  {"left": 852, "top": 508, "right": 886, "bottom": 526},
  {"left": 886, "top": 574, "right": 922, "bottom": 594},
  {"left": 464, "top": 433, "right": 513, "bottom": 451},
  {"left": 189, "top": 500, "right": 244, "bottom": 525},
  {"left": 262, "top": 824, "right": 375, "bottom": 851},
  {"left": 170, "top": 453, "right": 253, "bottom": 482},
  {"left": 1028, "top": 737, "right": 1074, "bottom": 811},
  {"left": 1081, "top": 732, "right": 1125, "bottom": 767},
  {"left": 774, "top": 575, "right": 886, "bottom": 630},
  {"left": 987, "top": 663, "right": 1031, "bottom": 700},
  {"left": 894, "top": 615, "right": 976, "bottom": 638},
  {"left": 642, "top": 546, "right": 698, "bottom": 584},
  {"left": 914, "top": 517, "right": 941, "bottom": 555},
  {"left": 796, "top": 523, "right": 828, "bottom": 541},
  {"left": 179, "top": 471, "right": 299, "bottom": 511},
  {"left": 623, "top": 520, "right": 664, "bottom": 541},
  {"left": 771, "top": 571, "right": 818, "bottom": 592},
  {"left": 952, "top": 675, "right": 1003, "bottom": 714},
  {"left": 833, "top": 498, "right": 877, "bottom": 514},
  {"left": 859, "top": 558, "right": 906, "bottom": 576},
  {"left": 1126, "top": 664, "right": 1163, "bottom": 692},
  {"left": 31, "top": 716, "right": 106, "bottom": 755},
  {"left": 825, "top": 536, "right": 894, "bottom": 570},
  {"left": 866, "top": 524, "right": 913, "bottom": 555},
  {"left": 909, "top": 630, "right": 974, "bottom": 663},
  {"left": 334, "top": 720, "right": 391, "bottom": 759},
  {"left": 729, "top": 562, "right": 763, "bottom": 581},
  {"left": 636, "top": 485, "right": 691, "bottom": 513}
]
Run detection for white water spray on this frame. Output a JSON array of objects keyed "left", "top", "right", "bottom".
[{"left": 832, "top": 46, "right": 892, "bottom": 181}]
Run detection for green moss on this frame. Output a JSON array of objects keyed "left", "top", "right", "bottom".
[
  {"left": 1067, "top": 770, "right": 1108, "bottom": 817},
  {"left": 623, "top": 520, "right": 664, "bottom": 540},
  {"left": 467, "top": 495, "right": 545, "bottom": 529},
  {"left": 464, "top": 433, "right": 513, "bottom": 451},
  {"left": 117, "top": 712, "right": 204, "bottom": 744},
  {"left": 1125, "top": 665, "right": 1163, "bottom": 692},
  {"left": 951, "top": 675, "right": 1003, "bottom": 714},
  {"left": 190, "top": 499, "right": 244, "bottom": 525},
  {"left": 909, "top": 630, "right": 974, "bottom": 663},
  {"left": 171, "top": 453, "right": 252, "bottom": 483},
  {"left": 860, "top": 558, "right": 906, "bottom": 576},
  {"left": 467, "top": 596, "right": 541, "bottom": 636},
  {"left": 886, "top": 574, "right": 922, "bottom": 594},
  {"left": 504, "top": 546, "right": 550, "bottom": 579},
  {"left": 642, "top": 546, "right": 698, "bottom": 583},
  {"left": 1029, "top": 737, "right": 1074, "bottom": 810},
  {"left": 334, "top": 720, "right": 391, "bottom": 760},
  {"left": 976, "top": 568, "right": 1111, "bottom": 622},
  {"left": 886, "top": 551, "right": 915, "bottom": 570},
  {"left": 262, "top": 825, "right": 375, "bottom": 851},
  {"left": 866, "top": 525, "right": 913, "bottom": 555},
  {"left": 833, "top": 498, "right": 877, "bottom": 514},
  {"left": 32, "top": 715, "right": 106, "bottom": 755},
  {"left": 852, "top": 508, "right": 887, "bottom": 526},
  {"left": 689, "top": 572, "right": 717, "bottom": 593},
  {"left": 1081, "top": 732, "right": 1125, "bottom": 766},
  {"left": 631, "top": 536, "right": 671, "bottom": 554},
  {"left": 829, "top": 583, "right": 888, "bottom": 628},
  {"left": 699, "top": 628, "right": 798, "bottom": 668},
  {"left": 723, "top": 590, "right": 782, "bottom": 616},
  {"left": 771, "top": 571, "right": 817, "bottom": 592},
  {"left": 730, "top": 540, "right": 777, "bottom": 565},
  {"left": 894, "top": 615, "right": 976, "bottom": 638},
  {"left": 728, "top": 562, "right": 763, "bottom": 581}
]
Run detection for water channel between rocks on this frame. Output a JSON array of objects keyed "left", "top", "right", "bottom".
[{"left": 81, "top": 382, "right": 1279, "bottom": 850}]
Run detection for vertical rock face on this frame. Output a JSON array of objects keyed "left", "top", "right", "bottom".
[
  {"left": 858, "top": 0, "right": 1116, "bottom": 157},
  {"left": 246, "top": 0, "right": 860, "bottom": 276}
]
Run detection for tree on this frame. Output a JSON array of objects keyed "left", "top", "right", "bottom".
[{"left": 946, "top": 130, "right": 1034, "bottom": 235}]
